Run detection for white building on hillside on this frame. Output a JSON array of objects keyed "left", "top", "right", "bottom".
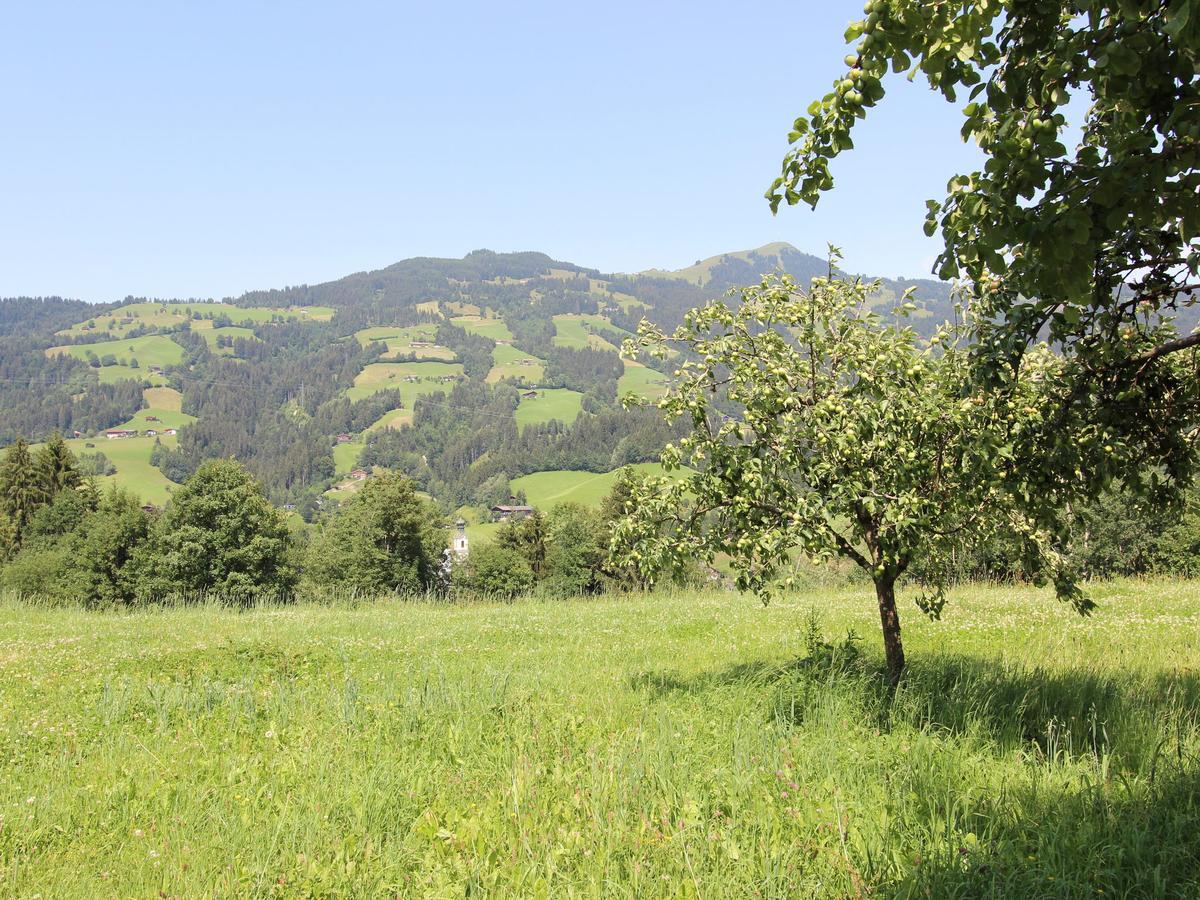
[{"left": 452, "top": 518, "right": 469, "bottom": 560}]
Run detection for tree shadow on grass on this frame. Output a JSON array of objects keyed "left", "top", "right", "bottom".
[
  {"left": 629, "top": 648, "right": 1200, "bottom": 895},
  {"left": 631, "top": 644, "right": 1200, "bottom": 769}
]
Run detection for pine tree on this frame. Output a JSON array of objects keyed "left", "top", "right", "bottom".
[
  {"left": 0, "top": 438, "right": 50, "bottom": 544},
  {"left": 35, "top": 432, "right": 81, "bottom": 497}
]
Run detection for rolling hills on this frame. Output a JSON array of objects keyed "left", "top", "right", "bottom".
[{"left": 0, "top": 243, "right": 958, "bottom": 516}]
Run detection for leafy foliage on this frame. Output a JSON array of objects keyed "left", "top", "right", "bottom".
[
  {"left": 620, "top": 269, "right": 1086, "bottom": 682},
  {"left": 137, "top": 460, "right": 295, "bottom": 604},
  {"left": 306, "top": 472, "right": 445, "bottom": 596},
  {"left": 770, "top": 0, "right": 1200, "bottom": 497}
]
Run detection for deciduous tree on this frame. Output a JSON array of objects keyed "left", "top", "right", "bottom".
[
  {"left": 769, "top": 0, "right": 1200, "bottom": 487},
  {"left": 138, "top": 459, "right": 295, "bottom": 604},
  {"left": 619, "top": 270, "right": 1085, "bottom": 685}
]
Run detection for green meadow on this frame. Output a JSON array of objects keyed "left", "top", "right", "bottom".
[
  {"left": 56, "top": 302, "right": 334, "bottom": 339},
  {"left": 195, "top": 324, "right": 260, "bottom": 354},
  {"left": 514, "top": 388, "right": 584, "bottom": 431},
  {"left": 486, "top": 344, "right": 544, "bottom": 385},
  {"left": 2, "top": 582, "right": 1198, "bottom": 896},
  {"left": 551, "top": 314, "right": 624, "bottom": 351},
  {"left": 354, "top": 325, "right": 456, "bottom": 361},
  {"left": 618, "top": 359, "right": 669, "bottom": 402},
  {"left": 63, "top": 435, "right": 180, "bottom": 506},
  {"left": 511, "top": 462, "right": 677, "bottom": 508},
  {"left": 345, "top": 361, "right": 464, "bottom": 404},
  {"left": 450, "top": 315, "right": 514, "bottom": 342},
  {"left": 332, "top": 441, "right": 366, "bottom": 476},
  {"left": 47, "top": 334, "right": 184, "bottom": 384}
]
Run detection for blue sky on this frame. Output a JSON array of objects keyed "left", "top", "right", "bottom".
[{"left": 1, "top": 1, "right": 983, "bottom": 302}]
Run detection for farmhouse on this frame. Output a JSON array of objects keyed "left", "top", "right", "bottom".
[
  {"left": 143, "top": 429, "right": 158, "bottom": 437},
  {"left": 335, "top": 433, "right": 352, "bottom": 444},
  {"left": 349, "top": 468, "right": 370, "bottom": 481},
  {"left": 490, "top": 504, "right": 534, "bottom": 522},
  {"left": 521, "top": 390, "right": 539, "bottom": 400},
  {"left": 163, "top": 428, "right": 177, "bottom": 436},
  {"left": 104, "top": 429, "right": 137, "bottom": 440}
]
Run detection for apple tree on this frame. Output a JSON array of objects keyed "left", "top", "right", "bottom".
[
  {"left": 767, "top": 0, "right": 1200, "bottom": 489},
  {"left": 617, "top": 268, "right": 1086, "bottom": 685}
]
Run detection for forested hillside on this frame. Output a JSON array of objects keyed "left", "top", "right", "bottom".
[{"left": 0, "top": 242, "right": 1048, "bottom": 517}]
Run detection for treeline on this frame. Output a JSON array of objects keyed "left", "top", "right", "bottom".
[
  {"left": 230, "top": 250, "right": 595, "bottom": 312},
  {"left": 0, "top": 347, "right": 145, "bottom": 445},
  {"left": 0, "top": 437, "right": 686, "bottom": 606}
]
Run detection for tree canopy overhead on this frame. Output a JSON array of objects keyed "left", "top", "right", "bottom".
[{"left": 769, "top": 0, "right": 1200, "bottom": 468}]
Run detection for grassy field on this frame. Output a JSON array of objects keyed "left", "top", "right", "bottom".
[
  {"left": 365, "top": 408, "right": 412, "bottom": 433},
  {"left": 114, "top": 408, "right": 197, "bottom": 432},
  {"left": 47, "top": 334, "right": 184, "bottom": 383},
  {"left": 486, "top": 344, "right": 544, "bottom": 385},
  {"left": 551, "top": 314, "right": 625, "bottom": 351},
  {"left": 511, "top": 462, "right": 677, "bottom": 508},
  {"left": 514, "top": 388, "right": 584, "bottom": 431},
  {"left": 1, "top": 581, "right": 1198, "bottom": 895},
  {"left": 55, "top": 302, "right": 334, "bottom": 339},
  {"left": 195, "top": 324, "right": 260, "bottom": 354},
  {"left": 354, "top": 325, "right": 455, "bottom": 361},
  {"left": 450, "top": 315, "right": 514, "bottom": 342},
  {"left": 345, "top": 361, "right": 464, "bottom": 404},
  {"left": 332, "top": 441, "right": 365, "bottom": 476},
  {"left": 618, "top": 359, "right": 669, "bottom": 401},
  {"left": 142, "top": 387, "right": 183, "bottom": 413},
  {"left": 63, "top": 435, "right": 179, "bottom": 505}
]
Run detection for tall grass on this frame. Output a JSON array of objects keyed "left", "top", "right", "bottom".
[{"left": 1, "top": 581, "right": 1198, "bottom": 896}]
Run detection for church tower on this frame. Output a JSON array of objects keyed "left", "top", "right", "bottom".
[{"left": 452, "top": 518, "right": 469, "bottom": 560}]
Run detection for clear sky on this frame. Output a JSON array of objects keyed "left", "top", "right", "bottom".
[{"left": 1, "top": 1, "right": 983, "bottom": 302}]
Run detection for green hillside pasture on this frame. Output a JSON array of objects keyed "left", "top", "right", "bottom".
[
  {"left": 486, "top": 343, "right": 544, "bottom": 384},
  {"left": 512, "top": 461, "right": 679, "bottom": 508},
  {"left": 463, "top": 520, "right": 505, "bottom": 547},
  {"left": 354, "top": 325, "right": 455, "bottom": 361},
  {"left": 365, "top": 408, "right": 412, "bottom": 433},
  {"left": 345, "top": 362, "right": 464, "bottom": 406},
  {"left": 113, "top": 387, "right": 194, "bottom": 436},
  {"left": 617, "top": 359, "right": 669, "bottom": 401},
  {"left": 114, "top": 407, "right": 196, "bottom": 432},
  {"left": 195, "top": 325, "right": 260, "bottom": 355},
  {"left": 514, "top": 388, "right": 583, "bottom": 431},
  {"left": 552, "top": 314, "right": 625, "bottom": 351},
  {"left": 333, "top": 441, "right": 365, "bottom": 476},
  {"left": 609, "top": 289, "right": 650, "bottom": 312},
  {"left": 61, "top": 434, "right": 179, "bottom": 505},
  {"left": 642, "top": 241, "right": 796, "bottom": 287},
  {"left": 142, "top": 387, "right": 183, "bottom": 412},
  {"left": 56, "top": 302, "right": 334, "bottom": 338},
  {"left": 450, "top": 315, "right": 514, "bottom": 342},
  {"left": 3, "top": 582, "right": 1199, "bottom": 896},
  {"left": 47, "top": 334, "right": 183, "bottom": 384}
]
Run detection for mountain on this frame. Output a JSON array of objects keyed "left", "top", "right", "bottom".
[{"left": 0, "top": 244, "right": 955, "bottom": 516}]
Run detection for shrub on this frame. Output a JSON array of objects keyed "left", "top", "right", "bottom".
[
  {"left": 459, "top": 543, "right": 534, "bottom": 600},
  {"left": 305, "top": 472, "right": 444, "bottom": 596},
  {"left": 137, "top": 459, "right": 295, "bottom": 604}
]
